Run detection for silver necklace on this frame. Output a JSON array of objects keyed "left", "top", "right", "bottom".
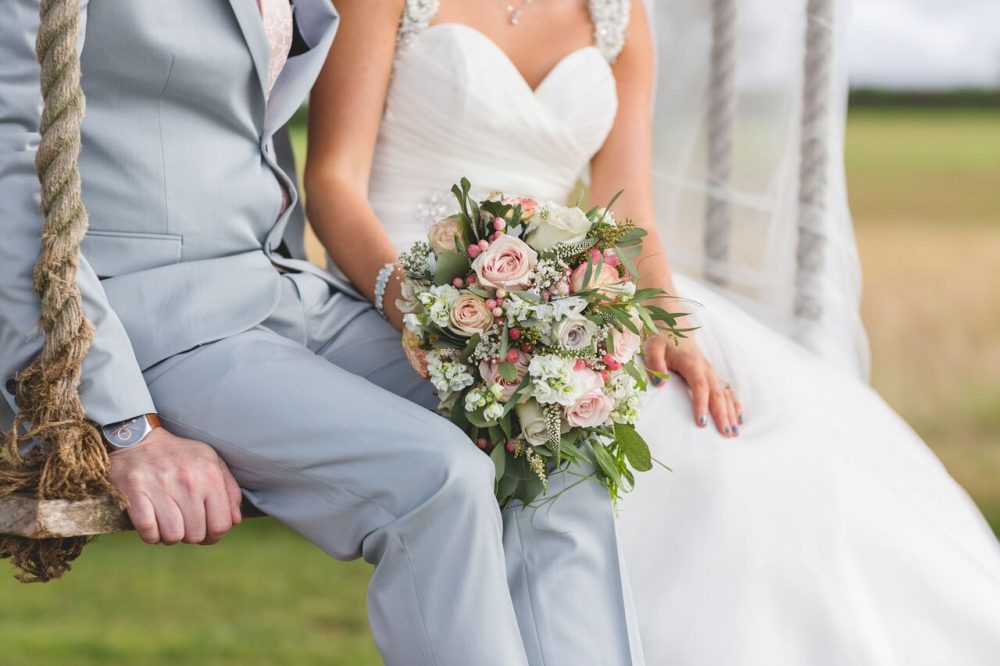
[{"left": 505, "top": 0, "right": 535, "bottom": 26}]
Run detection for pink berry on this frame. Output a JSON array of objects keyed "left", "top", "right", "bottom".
[
  {"left": 602, "top": 353, "right": 615, "bottom": 366},
  {"left": 505, "top": 441, "right": 517, "bottom": 453},
  {"left": 490, "top": 231, "right": 503, "bottom": 242},
  {"left": 506, "top": 349, "right": 520, "bottom": 363},
  {"left": 574, "top": 358, "right": 586, "bottom": 370},
  {"left": 478, "top": 239, "right": 490, "bottom": 251},
  {"left": 607, "top": 359, "right": 622, "bottom": 371},
  {"left": 496, "top": 288, "right": 507, "bottom": 299},
  {"left": 493, "top": 219, "right": 505, "bottom": 231},
  {"left": 452, "top": 277, "right": 464, "bottom": 288},
  {"left": 465, "top": 276, "right": 477, "bottom": 286},
  {"left": 476, "top": 438, "right": 489, "bottom": 450},
  {"left": 485, "top": 299, "right": 498, "bottom": 310},
  {"left": 520, "top": 343, "right": 534, "bottom": 353},
  {"left": 492, "top": 307, "right": 504, "bottom": 317},
  {"left": 508, "top": 327, "right": 521, "bottom": 340},
  {"left": 600, "top": 370, "right": 611, "bottom": 383},
  {"left": 590, "top": 248, "right": 602, "bottom": 261},
  {"left": 467, "top": 244, "right": 481, "bottom": 258}
]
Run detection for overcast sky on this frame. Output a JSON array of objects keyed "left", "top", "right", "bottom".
[{"left": 848, "top": 0, "right": 1000, "bottom": 88}]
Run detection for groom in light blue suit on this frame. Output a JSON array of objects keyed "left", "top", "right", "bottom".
[{"left": 0, "top": 1, "right": 641, "bottom": 664}]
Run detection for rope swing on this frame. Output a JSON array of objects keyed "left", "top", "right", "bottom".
[{"left": 0, "top": 0, "right": 124, "bottom": 583}]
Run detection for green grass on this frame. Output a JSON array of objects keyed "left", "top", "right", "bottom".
[
  {"left": 2, "top": 108, "right": 998, "bottom": 665},
  {"left": 1, "top": 520, "right": 380, "bottom": 666}
]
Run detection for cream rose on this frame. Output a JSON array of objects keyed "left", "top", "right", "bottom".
[
  {"left": 565, "top": 388, "right": 614, "bottom": 428},
  {"left": 427, "top": 215, "right": 466, "bottom": 255},
  {"left": 552, "top": 316, "right": 599, "bottom": 352},
  {"left": 515, "top": 399, "right": 550, "bottom": 446},
  {"left": 471, "top": 235, "right": 538, "bottom": 289},
  {"left": 526, "top": 203, "right": 591, "bottom": 251},
  {"left": 449, "top": 294, "right": 495, "bottom": 336},
  {"left": 479, "top": 352, "right": 529, "bottom": 400}
]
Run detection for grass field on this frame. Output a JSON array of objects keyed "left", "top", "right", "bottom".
[{"left": 1, "top": 109, "right": 997, "bottom": 666}]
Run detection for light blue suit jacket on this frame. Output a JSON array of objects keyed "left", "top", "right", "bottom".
[{"left": 0, "top": 0, "right": 355, "bottom": 427}]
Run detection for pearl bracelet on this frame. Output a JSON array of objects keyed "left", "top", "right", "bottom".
[{"left": 374, "top": 262, "right": 396, "bottom": 320}]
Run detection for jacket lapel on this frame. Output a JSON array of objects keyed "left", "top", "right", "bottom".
[{"left": 228, "top": 0, "right": 270, "bottom": 101}]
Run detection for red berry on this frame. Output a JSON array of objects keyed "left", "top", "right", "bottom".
[
  {"left": 602, "top": 353, "right": 615, "bottom": 365},
  {"left": 509, "top": 327, "right": 522, "bottom": 340},
  {"left": 574, "top": 358, "right": 586, "bottom": 370},
  {"left": 520, "top": 344, "right": 534, "bottom": 353},
  {"left": 505, "top": 441, "right": 517, "bottom": 453},
  {"left": 476, "top": 438, "right": 489, "bottom": 450},
  {"left": 600, "top": 370, "right": 611, "bottom": 383},
  {"left": 506, "top": 349, "right": 520, "bottom": 363}
]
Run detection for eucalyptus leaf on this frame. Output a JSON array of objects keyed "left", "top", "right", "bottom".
[
  {"left": 433, "top": 251, "right": 471, "bottom": 286},
  {"left": 490, "top": 443, "right": 506, "bottom": 481}
]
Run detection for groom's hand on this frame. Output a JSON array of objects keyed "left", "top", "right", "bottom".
[{"left": 108, "top": 428, "right": 243, "bottom": 546}]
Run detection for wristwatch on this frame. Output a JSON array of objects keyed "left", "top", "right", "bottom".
[{"left": 101, "top": 413, "right": 162, "bottom": 450}]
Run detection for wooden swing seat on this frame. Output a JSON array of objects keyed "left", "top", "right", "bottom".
[{"left": 0, "top": 494, "right": 262, "bottom": 539}]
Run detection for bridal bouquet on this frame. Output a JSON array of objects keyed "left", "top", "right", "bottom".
[{"left": 397, "top": 179, "right": 687, "bottom": 506}]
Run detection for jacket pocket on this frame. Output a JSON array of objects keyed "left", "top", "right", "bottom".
[{"left": 81, "top": 230, "right": 183, "bottom": 279}]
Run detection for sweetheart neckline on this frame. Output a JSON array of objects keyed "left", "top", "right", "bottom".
[{"left": 420, "top": 23, "right": 609, "bottom": 96}]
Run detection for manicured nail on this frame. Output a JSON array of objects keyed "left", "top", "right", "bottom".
[
  {"left": 651, "top": 376, "right": 662, "bottom": 386},
  {"left": 732, "top": 425, "right": 740, "bottom": 436},
  {"left": 738, "top": 414, "right": 744, "bottom": 425},
  {"left": 698, "top": 415, "right": 708, "bottom": 427},
  {"left": 724, "top": 426, "right": 731, "bottom": 434}
]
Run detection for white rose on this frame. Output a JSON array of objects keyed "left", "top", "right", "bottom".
[
  {"left": 552, "top": 315, "right": 599, "bottom": 352},
  {"left": 515, "top": 399, "right": 550, "bottom": 446},
  {"left": 526, "top": 204, "right": 591, "bottom": 251},
  {"left": 427, "top": 215, "right": 466, "bottom": 255}
]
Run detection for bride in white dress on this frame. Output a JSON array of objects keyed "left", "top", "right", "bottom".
[{"left": 303, "top": 0, "right": 1000, "bottom": 663}]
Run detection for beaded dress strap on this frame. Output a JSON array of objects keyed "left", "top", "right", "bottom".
[
  {"left": 589, "top": 0, "right": 631, "bottom": 64},
  {"left": 397, "top": 0, "right": 441, "bottom": 52}
]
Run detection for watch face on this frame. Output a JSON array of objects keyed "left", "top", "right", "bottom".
[{"left": 103, "top": 417, "right": 150, "bottom": 449}]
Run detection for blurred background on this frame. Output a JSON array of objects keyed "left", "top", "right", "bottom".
[{"left": 2, "top": 2, "right": 997, "bottom": 664}]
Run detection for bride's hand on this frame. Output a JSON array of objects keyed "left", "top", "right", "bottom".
[{"left": 644, "top": 336, "right": 742, "bottom": 438}]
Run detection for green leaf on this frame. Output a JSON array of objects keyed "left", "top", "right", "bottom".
[
  {"left": 498, "top": 362, "right": 518, "bottom": 382},
  {"left": 615, "top": 423, "right": 653, "bottom": 472},
  {"left": 490, "top": 442, "right": 506, "bottom": 481},
  {"left": 515, "top": 476, "right": 545, "bottom": 504},
  {"left": 615, "top": 244, "right": 642, "bottom": 278},
  {"left": 467, "top": 409, "right": 494, "bottom": 428},
  {"left": 433, "top": 251, "right": 471, "bottom": 286},
  {"left": 597, "top": 190, "right": 624, "bottom": 224},
  {"left": 589, "top": 439, "right": 622, "bottom": 486},
  {"left": 459, "top": 333, "right": 481, "bottom": 363}
]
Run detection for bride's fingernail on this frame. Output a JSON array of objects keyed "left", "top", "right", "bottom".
[
  {"left": 724, "top": 426, "right": 731, "bottom": 434},
  {"left": 732, "top": 425, "right": 740, "bottom": 436},
  {"left": 651, "top": 376, "right": 662, "bottom": 386},
  {"left": 738, "top": 414, "right": 744, "bottom": 425},
  {"left": 698, "top": 414, "right": 708, "bottom": 427}
]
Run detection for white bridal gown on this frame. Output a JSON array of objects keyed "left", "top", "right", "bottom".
[{"left": 367, "top": 3, "right": 1000, "bottom": 664}]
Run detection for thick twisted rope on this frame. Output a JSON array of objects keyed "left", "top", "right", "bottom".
[
  {"left": 794, "top": 0, "right": 834, "bottom": 323},
  {"left": 704, "top": 0, "right": 738, "bottom": 287},
  {"left": 0, "top": 0, "right": 124, "bottom": 583}
]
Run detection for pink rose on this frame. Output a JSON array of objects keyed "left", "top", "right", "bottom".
[
  {"left": 402, "top": 329, "right": 430, "bottom": 379},
  {"left": 471, "top": 235, "right": 538, "bottom": 289},
  {"left": 479, "top": 352, "right": 529, "bottom": 400},
  {"left": 570, "top": 261, "right": 633, "bottom": 303},
  {"left": 565, "top": 388, "right": 614, "bottom": 428},
  {"left": 503, "top": 197, "right": 539, "bottom": 220},
  {"left": 449, "top": 294, "right": 495, "bottom": 336},
  {"left": 610, "top": 320, "right": 642, "bottom": 363}
]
